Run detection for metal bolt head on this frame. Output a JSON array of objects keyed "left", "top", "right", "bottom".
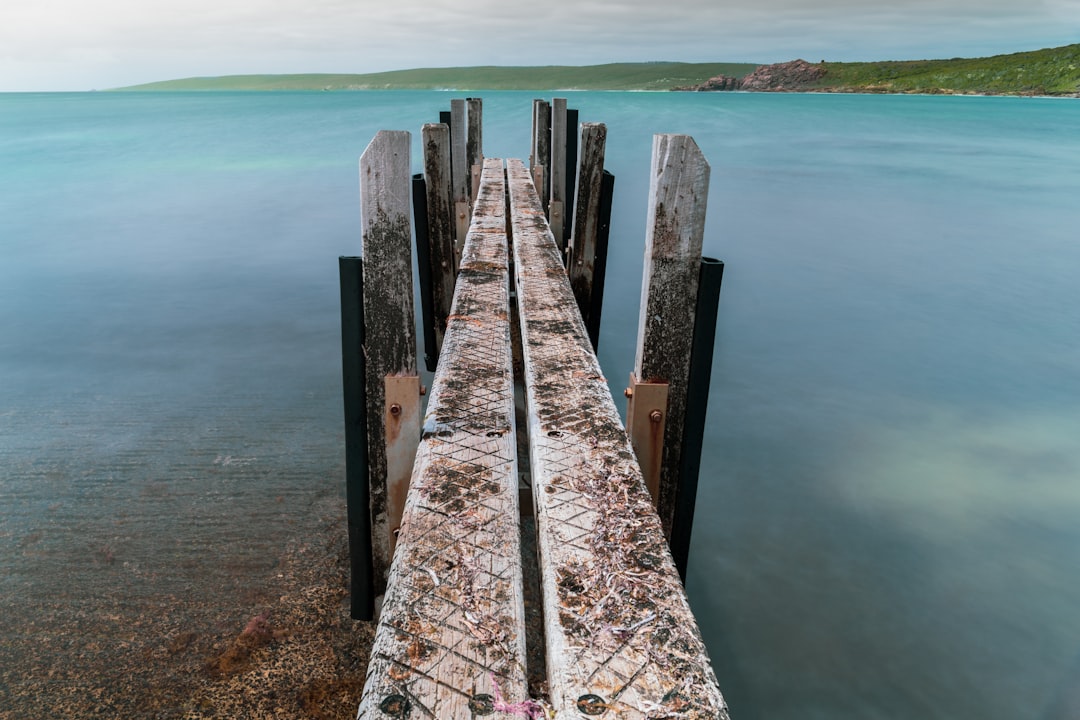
[
  {"left": 649, "top": 409, "right": 663, "bottom": 423},
  {"left": 577, "top": 694, "right": 608, "bottom": 715},
  {"left": 623, "top": 388, "right": 633, "bottom": 399},
  {"left": 378, "top": 694, "right": 410, "bottom": 718},
  {"left": 390, "top": 403, "right": 402, "bottom": 417}
]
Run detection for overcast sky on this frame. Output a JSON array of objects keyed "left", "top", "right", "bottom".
[{"left": 1, "top": 0, "right": 1077, "bottom": 91}]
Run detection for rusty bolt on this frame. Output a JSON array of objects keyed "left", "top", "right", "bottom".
[
  {"left": 623, "top": 387, "right": 634, "bottom": 399},
  {"left": 649, "top": 409, "right": 663, "bottom": 423},
  {"left": 390, "top": 403, "right": 402, "bottom": 417},
  {"left": 419, "top": 385, "right": 428, "bottom": 396},
  {"left": 378, "top": 694, "right": 410, "bottom": 718},
  {"left": 577, "top": 694, "right": 608, "bottom": 715}
]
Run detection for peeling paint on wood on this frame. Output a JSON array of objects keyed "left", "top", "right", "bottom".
[
  {"left": 358, "top": 158, "right": 533, "bottom": 719},
  {"left": 508, "top": 159, "right": 727, "bottom": 719},
  {"left": 360, "top": 130, "right": 417, "bottom": 595}
]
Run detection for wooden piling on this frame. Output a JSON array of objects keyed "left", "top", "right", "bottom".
[
  {"left": 531, "top": 100, "right": 551, "bottom": 209},
  {"left": 421, "top": 123, "right": 456, "bottom": 362},
  {"left": 548, "top": 98, "right": 567, "bottom": 254},
  {"left": 632, "top": 134, "right": 711, "bottom": 540},
  {"left": 339, "top": 256, "right": 374, "bottom": 621},
  {"left": 508, "top": 158, "right": 727, "bottom": 719},
  {"left": 359, "top": 130, "right": 420, "bottom": 595},
  {"left": 467, "top": 97, "right": 483, "bottom": 200},
  {"left": 357, "top": 158, "right": 531, "bottom": 718},
  {"left": 451, "top": 99, "right": 470, "bottom": 262},
  {"left": 568, "top": 122, "right": 608, "bottom": 345}
]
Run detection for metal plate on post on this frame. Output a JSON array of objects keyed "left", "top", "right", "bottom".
[
  {"left": 383, "top": 374, "right": 420, "bottom": 555},
  {"left": 625, "top": 372, "right": 669, "bottom": 508}
]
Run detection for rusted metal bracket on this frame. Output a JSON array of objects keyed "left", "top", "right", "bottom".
[
  {"left": 624, "top": 373, "right": 669, "bottom": 508},
  {"left": 454, "top": 200, "right": 471, "bottom": 270},
  {"left": 383, "top": 374, "right": 421, "bottom": 555}
]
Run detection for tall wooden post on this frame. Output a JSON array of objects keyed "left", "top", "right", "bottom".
[
  {"left": 359, "top": 130, "right": 421, "bottom": 596},
  {"left": 339, "top": 256, "right": 373, "bottom": 620},
  {"left": 548, "top": 98, "right": 567, "bottom": 254},
  {"left": 631, "top": 134, "right": 711, "bottom": 542},
  {"left": 466, "top": 97, "right": 483, "bottom": 200},
  {"left": 450, "top": 99, "right": 470, "bottom": 264},
  {"left": 421, "top": 123, "right": 456, "bottom": 365},
  {"left": 563, "top": 107, "right": 579, "bottom": 247},
  {"left": 532, "top": 100, "right": 551, "bottom": 210},
  {"left": 568, "top": 122, "right": 608, "bottom": 342}
]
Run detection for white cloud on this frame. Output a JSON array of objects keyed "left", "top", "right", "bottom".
[{"left": 0, "top": 0, "right": 1073, "bottom": 90}]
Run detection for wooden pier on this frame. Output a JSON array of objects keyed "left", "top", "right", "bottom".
[{"left": 344, "top": 100, "right": 727, "bottom": 718}]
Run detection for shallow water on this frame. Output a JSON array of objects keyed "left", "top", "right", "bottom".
[{"left": 1, "top": 90, "right": 1078, "bottom": 718}]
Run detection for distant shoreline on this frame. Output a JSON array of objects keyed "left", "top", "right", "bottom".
[{"left": 109, "top": 44, "right": 1079, "bottom": 98}]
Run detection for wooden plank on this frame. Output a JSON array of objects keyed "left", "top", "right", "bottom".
[
  {"left": 568, "top": 122, "right": 608, "bottom": 334},
  {"left": 422, "top": 123, "right": 457, "bottom": 359},
  {"left": 633, "top": 135, "right": 711, "bottom": 540},
  {"left": 549, "top": 98, "right": 567, "bottom": 253},
  {"left": 507, "top": 158, "right": 728, "bottom": 719},
  {"left": 359, "top": 130, "right": 417, "bottom": 595},
  {"left": 358, "top": 158, "right": 535, "bottom": 719},
  {"left": 383, "top": 374, "right": 421, "bottom": 556}
]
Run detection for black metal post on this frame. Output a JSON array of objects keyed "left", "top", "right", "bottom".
[
  {"left": 585, "top": 170, "right": 614, "bottom": 352},
  {"left": 412, "top": 173, "right": 438, "bottom": 372},
  {"left": 564, "top": 108, "right": 579, "bottom": 247},
  {"left": 439, "top": 110, "right": 451, "bottom": 127},
  {"left": 339, "top": 256, "right": 374, "bottom": 620},
  {"left": 671, "top": 256, "right": 724, "bottom": 583}
]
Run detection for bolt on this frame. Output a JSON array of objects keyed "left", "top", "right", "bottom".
[
  {"left": 390, "top": 404, "right": 402, "bottom": 417},
  {"left": 378, "top": 694, "right": 410, "bottom": 718},
  {"left": 468, "top": 694, "right": 494, "bottom": 716},
  {"left": 577, "top": 694, "right": 608, "bottom": 715},
  {"left": 419, "top": 385, "right": 428, "bottom": 396},
  {"left": 624, "top": 388, "right": 634, "bottom": 399},
  {"left": 649, "top": 409, "right": 663, "bottom": 423}
]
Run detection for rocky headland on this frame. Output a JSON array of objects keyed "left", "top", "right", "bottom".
[{"left": 675, "top": 59, "right": 827, "bottom": 92}]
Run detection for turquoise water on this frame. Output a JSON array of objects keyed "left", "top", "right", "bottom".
[{"left": 2, "top": 91, "right": 1079, "bottom": 718}]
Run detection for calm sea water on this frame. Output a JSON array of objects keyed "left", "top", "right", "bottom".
[{"left": 1, "top": 90, "right": 1078, "bottom": 719}]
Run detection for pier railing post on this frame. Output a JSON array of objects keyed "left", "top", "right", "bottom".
[
  {"left": 420, "top": 122, "right": 456, "bottom": 369},
  {"left": 671, "top": 256, "right": 724, "bottom": 580},
  {"left": 631, "top": 134, "right": 711, "bottom": 553},
  {"left": 563, "top": 107, "right": 579, "bottom": 247},
  {"left": 467, "top": 97, "right": 483, "bottom": 201},
  {"left": 548, "top": 98, "right": 567, "bottom": 255},
  {"left": 531, "top": 99, "right": 551, "bottom": 210},
  {"left": 568, "top": 122, "right": 608, "bottom": 349},
  {"left": 450, "top": 99, "right": 470, "bottom": 264},
  {"left": 339, "top": 256, "right": 373, "bottom": 621},
  {"left": 359, "top": 130, "right": 421, "bottom": 598}
]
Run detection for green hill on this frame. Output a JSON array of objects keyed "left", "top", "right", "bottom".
[
  {"left": 808, "top": 44, "right": 1080, "bottom": 96},
  {"left": 113, "top": 63, "right": 760, "bottom": 92}
]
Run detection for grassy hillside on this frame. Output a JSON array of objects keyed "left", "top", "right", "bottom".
[
  {"left": 811, "top": 44, "right": 1080, "bottom": 95},
  {"left": 114, "top": 63, "right": 759, "bottom": 92}
]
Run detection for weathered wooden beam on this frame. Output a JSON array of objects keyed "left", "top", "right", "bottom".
[
  {"left": 563, "top": 107, "right": 579, "bottom": 248},
  {"left": 451, "top": 99, "right": 470, "bottom": 264},
  {"left": 568, "top": 122, "right": 608, "bottom": 339},
  {"left": 531, "top": 100, "right": 551, "bottom": 210},
  {"left": 507, "top": 158, "right": 727, "bottom": 719},
  {"left": 359, "top": 130, "right": 419, "bottom": 596},
  {"left": 548, "top": 98, "right": 567, "bottom": 254},
  {"left": 421, "top": 123, "right": 456, "bottom": 364},
  {"left": 467, "top": 97, "right": 483, "bottom": 200},
  {"left": 633, "top": 134, "right": 711, "bottom": 541},
  {"left": 358, "top": 158, "right": 534, "bottom": 718}
]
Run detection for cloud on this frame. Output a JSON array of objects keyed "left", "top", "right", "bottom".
[{"left": 0, "top": 0, "right": 1074, "bottom": 90}]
